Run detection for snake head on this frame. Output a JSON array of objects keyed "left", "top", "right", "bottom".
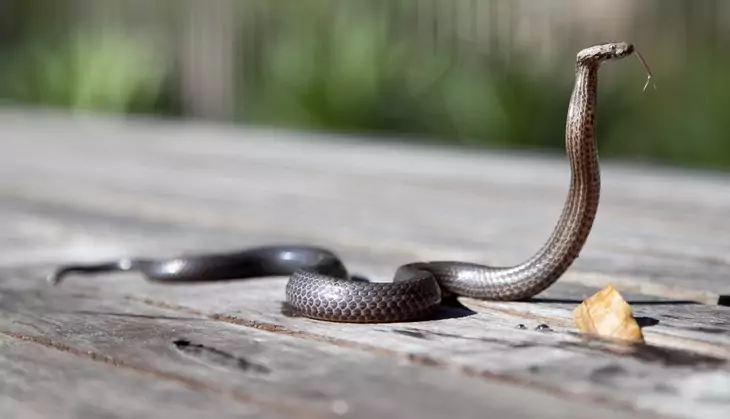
[{"left": 577, "top": 42, "right": 635, "bottom": 64}]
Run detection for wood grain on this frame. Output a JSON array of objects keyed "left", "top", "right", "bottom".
[
  {"left": 1, "top": 111, "right": 729, "bottom": 303},
  {"left": 0, "top": 269, "right": 656, "bottom": 419},
  {"left": 1, "top": 110, "right": 730, "bottom": 419},
  {"left": 0, "top": 336, "right": 283, "bottom": 419}
]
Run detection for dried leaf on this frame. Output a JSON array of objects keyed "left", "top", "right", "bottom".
[{"left": 573, "top": 284, "right": 644, "bottom": 343}]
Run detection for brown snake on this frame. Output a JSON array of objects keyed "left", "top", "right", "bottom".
[{"left": 50, "top": 42, "right": 650, "bottom": 323}]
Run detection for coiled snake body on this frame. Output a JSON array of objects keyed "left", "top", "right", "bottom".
[{"left": 50, "top": 43, "right": 638, "bottom": 323}]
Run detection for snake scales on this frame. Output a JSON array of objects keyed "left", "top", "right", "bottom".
[{"left": 49, "top": 43, "right": 641, "bottom": 323}]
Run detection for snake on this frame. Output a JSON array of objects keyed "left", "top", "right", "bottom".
[{"left": 49, "top": 42, "right": 641, "bottom": 323}]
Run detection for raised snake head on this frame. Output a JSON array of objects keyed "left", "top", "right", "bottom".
[{"left": 577, "top": 42, "right": 635, "bottom": 64}]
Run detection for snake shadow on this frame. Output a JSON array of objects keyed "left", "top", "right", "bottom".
[
  {"left": 427, "top": 297, "right": 479, "bottom": 321},
  {"left": 280, "top": 300, "right": 477, "bottom": 322},
  {"left": 527, "top": 297, "right": 701, "bottom": 306},
  {"left": 520, "top": 296, "right": 699, "bottom": 329}
]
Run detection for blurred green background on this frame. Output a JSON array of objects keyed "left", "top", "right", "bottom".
[{"left": 1, "top": 0, "right": 729, "bottom": 170}]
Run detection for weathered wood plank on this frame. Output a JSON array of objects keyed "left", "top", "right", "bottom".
[
  {"left": 2, "top": 110, "right": 730, "bottom": 419},
  {"left": 1, "top": 111, "right": 728, "bottom": 304},
  {"left": 0, "top": 270, "right": 655, "bottom": 419},
  {"left": 0, "top": 336, "right": 282, "bottom": 419},
  {"left": 3, "top": 194, "right": 728, "bottom": 354},
  {"left": 1, "top": 192, "right": 726, "bottom": 417},
  {"left": 6, "top": 260, "right": 728, "bottom": 419}
]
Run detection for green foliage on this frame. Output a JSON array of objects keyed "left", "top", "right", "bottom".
[
  {"left": 243, "top": 6, "right": 568, "bottom": 151},
  {"left": 0, "top": 28, "right": 169, "bottom": 114},
  {"left": 591, "top": 47, "right": 730, "bottom": 170},
  {"left": 1, "top": 1, "right": 729, "bottom": 170},
  {"left": 244, "top": 7, "right": 730, "bottom": 169},
  {"left": 244, "top": 6, "right": 451, "bottom": 136}
]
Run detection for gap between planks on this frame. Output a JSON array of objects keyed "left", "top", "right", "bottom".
[
  {"left": 0, "top": 279, "right": 665, "bottom": 419},
  {"left": 22, "top": 266, "right": 728, "bottom": 418},
  {"left": 0, "top": 331, "right": 326, "bottom": 419}
]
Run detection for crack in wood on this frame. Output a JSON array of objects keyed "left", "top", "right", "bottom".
[
  {"left": 172, "top": 338, "right": 271, "bottom": 373},
  {"left": 122, "top": 295, "right": 665, "bottom": 415},
  {"left": 391, "top": 326, "right": 726, "bottom": 368},
  {"left": 470, "top": 305, "right": 728, "bottom": 366},
  {"left": 0, "top": 330, "right": 334, "bottom": 419}
]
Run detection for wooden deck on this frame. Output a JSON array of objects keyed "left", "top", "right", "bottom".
[{"left": 1, "top": 110, "right": 728, "bottom": 419}]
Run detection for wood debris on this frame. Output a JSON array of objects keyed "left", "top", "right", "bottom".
[{"left": 573, "top": 284, "right": 644, "bottom": 343}]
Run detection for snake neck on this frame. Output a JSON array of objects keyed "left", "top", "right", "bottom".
[{"left": 517, "top": 62, "right": 601, "bottom": 286}]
